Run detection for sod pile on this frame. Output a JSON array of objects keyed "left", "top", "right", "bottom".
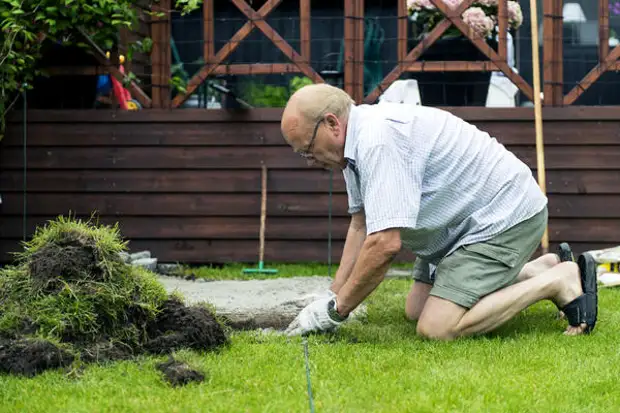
[{"left": 0, "top": 216, "right": 228, "bottom": 379}]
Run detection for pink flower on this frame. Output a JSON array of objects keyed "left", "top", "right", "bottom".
[
  {"left": 443, "top": 0, "right": 463, "bottom": 9},
  {"left": 462, "top": 6, "right": 494, "bottom": 38},
  {"left": 507, "top": 1, "right": 523, "bottom": 28},
  {"left": 407, "top": 0, "right": 436, "bottom": 11}
]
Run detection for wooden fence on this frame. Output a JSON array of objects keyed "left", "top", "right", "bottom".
[
  {"left": 31, "top": 0, "right": 620, "bottom": 109},
  {"left": 2, "top": 107, "right": 620, "bottom": 264}
]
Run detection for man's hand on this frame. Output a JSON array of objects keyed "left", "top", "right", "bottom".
[{"left": 285, "top": 296, "right": 346, "bottom": 336}]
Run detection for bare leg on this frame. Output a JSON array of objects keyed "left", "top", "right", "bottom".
[
  {"left": 416, "top": 261, "right": 585, "bottom": 341},
  {"left": 405, "top": 282, "right": 432, "bottom": 321},
  {"left": 516, "top": 253, "right": 560, "bottom": 282}
]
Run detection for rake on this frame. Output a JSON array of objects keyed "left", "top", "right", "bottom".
[{"left": 243, "top": 164, "right": 278, "bottom": 275}]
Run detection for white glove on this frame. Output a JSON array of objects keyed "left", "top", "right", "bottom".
[
  {"left": 284, "top": 296, "right": 346, "bottom": 336},
  {"left": 296, "top": 288, "right": 336, "bottom": 307}
]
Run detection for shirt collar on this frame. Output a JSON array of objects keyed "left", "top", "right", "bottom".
[{"left": 343, "top": 104, "right": 359, "bottom": 164}]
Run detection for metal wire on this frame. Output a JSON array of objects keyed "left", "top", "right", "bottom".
[
  {"left": 22, "top": 85, "right": 27, "bottom": 242},
  {"left": 328, "top": 169, "right": 333, "bottom": 277},
  {"left": 303, "top": 336, "right": 316, "bottom": 413}
]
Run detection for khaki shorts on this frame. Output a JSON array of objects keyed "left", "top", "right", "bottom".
[{"left": 412, "top": 207, "right": 548, "bottom": 309}]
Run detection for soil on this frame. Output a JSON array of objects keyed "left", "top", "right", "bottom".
[
  {"left": 0, "top": 224, "right": 228, "bottom": 383},
  {"left": 0, "top": 338, "right": 75, "bottom": 377},
  {"left": 144, "top": 297, "right": 228, "bottom": 355},
  {"left": 156, "top": 356, "right": 206, "bottom": 387}
]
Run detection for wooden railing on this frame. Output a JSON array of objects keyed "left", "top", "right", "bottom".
[{"left": 36, "top": 0, "right": 620, "bottom": 108}]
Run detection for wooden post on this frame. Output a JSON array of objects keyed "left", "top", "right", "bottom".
[
  {"left": 600, "top": 0, "right": 610, "bottom": 63},
  {"left": 344, "top": 0, "right": 355, "bottom": 99},
  {"left": 344, "top": 0, "right": 364, "bottom": 103},
  {"left": 353, "top": 0, "right": 365, "bottom": 103},
  {"left": 398, "top": 0, "right": 407, "bottom": 65},
  {"left": 204, "top": 0, "right": 214, "bottom": 63},
  {"left": 151, "top": 0, "right": 171, "bottom": 108},
  {"left": 300, "top": 0, "right": 311, "bottom": 65},
  {"left": 543, "top": 0, "right": 563, "bottom": 106}
]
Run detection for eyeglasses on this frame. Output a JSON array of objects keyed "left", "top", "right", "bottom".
[{"left": 297, "top": 118, "right": 323, "bottom": 159}]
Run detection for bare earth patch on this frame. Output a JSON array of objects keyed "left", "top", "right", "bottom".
[{"left": 156, "top": 275, "right": 367, "bottom": 330}]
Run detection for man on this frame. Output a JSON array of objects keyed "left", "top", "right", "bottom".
[{"left": 281, "top": 83, "right": 598, "bottom": 340}]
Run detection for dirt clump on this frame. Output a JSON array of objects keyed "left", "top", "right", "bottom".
[
  {"left": 156, "top": 355, "right": 206, "bottom": 386},
  {"left": 0, "top": 338, "right": 75, "bottom": 377},
  {"left": 0, "top": 216, "right": 228, "bottom": 384}
]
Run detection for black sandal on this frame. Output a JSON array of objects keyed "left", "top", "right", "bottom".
[
  {"left": 560, "top": 252, "right": 598, "bottom": 334},
  {"left": 558, "top": 242, "right": 574, "bottom": 263}
]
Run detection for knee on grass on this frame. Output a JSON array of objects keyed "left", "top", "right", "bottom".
[{"left": 415, "top": 318, "right": 458, "bottom": 341}]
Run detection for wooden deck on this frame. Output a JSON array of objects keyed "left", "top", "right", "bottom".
[{"left": 1, "top": 107, "right": 620, "bottom": 264}]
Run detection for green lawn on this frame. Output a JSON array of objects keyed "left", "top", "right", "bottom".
[{"left": 1, "top": 264, "right": 619, "bottom": 413}]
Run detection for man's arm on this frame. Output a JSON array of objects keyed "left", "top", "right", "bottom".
[
  {"left": 335, "top": 227, "right": 401, "bottom": 316},
  {"left": 330, "top": 211, "right": 367, "bottom": 293}
]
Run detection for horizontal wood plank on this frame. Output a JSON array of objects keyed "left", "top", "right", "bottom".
[
  {"left": 4, "top": 121, "right": 620, "bottom": 148},
  {"left": 0, "top": 193, "right": 352, "bottom": 216},
  {"left": 0, "top": 216, "right": 351, "bottom": 240},
  {"left": 2, "top": 170, "right": 620, "bottom": 194},
  {"left": 0, "top": 147, "right": 308, "bottom": 169},
  {"left": 1, "top": 216, "right": 618, "bottom": 243},
  {"left": 8, "top": 107, "right": 620, "bottom": 123},
  {"left": 2, "top": 123, "right": 286, "bottom": 147},
  {"left": 0, "top": 238, "right": 614, "bottom": 264},
  {"left": 1, "top": 194, "right": 619, "bottom": 218},
  {"left": 3, "top": 146, "right": 620, "bottom": 170},
  {"left": 0, "top": 169, "right": 347, "bottom": 193}
]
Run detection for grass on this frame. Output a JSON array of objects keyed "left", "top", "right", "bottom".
[
  {"left": 178, "top": 261, "right": 414, "bottom": 281},
  {"left": 1, "top": 271, "right": 619, "bottom": 412}
]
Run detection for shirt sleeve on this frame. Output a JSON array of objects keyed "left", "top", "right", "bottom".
[
  {"left": 357, "top": 141, "right": 420, "bottom": 235},
  {"left": 342, "top": 167, "right": 363, "bottom": 214}
]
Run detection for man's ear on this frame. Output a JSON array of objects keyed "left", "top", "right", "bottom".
[{"left": 325, "top": 113, "right": 339, "bottom": 128}]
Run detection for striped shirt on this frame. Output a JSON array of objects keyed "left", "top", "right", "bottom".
[{"left": 342, "top": 102, "right": 547, "bottom": 265}]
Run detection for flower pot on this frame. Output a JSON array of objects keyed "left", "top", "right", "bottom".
[{"left": 407, "top": 36, "right": 497, "bottom": 106}]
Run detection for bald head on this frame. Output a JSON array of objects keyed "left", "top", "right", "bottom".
[{"left": 281, "top": 83, "right": 354, "bottom": 146}]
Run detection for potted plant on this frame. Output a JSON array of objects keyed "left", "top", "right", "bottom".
[{"left": 406, "top": 0, "right": 523, "bottom": 106}]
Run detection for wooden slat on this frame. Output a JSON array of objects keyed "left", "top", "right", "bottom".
[
  {"left": 397, "top": 0, "right": 407, "bottom": 64},
  {"left": 0, "top": 216, "right": 351, "bottom": 240},
  {"left": 353, "top": 0, "right": 365, "bottom": 103},
  {"left": 509, "top": 146, "right": 620, "bottom": 170},
  {"left": 343, "top": 0, "right": 355, "bottom": 99},
  {"left": 0, "top": 193, "right": 351, "bottom": 217},
  {"left": 600, "top": 0, "right": 610, "bottom": 64},
  {"left": 229, "top": 0, "right": 324, "bottom": 85},
  {"left": 2, "top": 193, "right": 620, "bottom": 218},
  {"left": 170, "top": 0, "right": 284, "bottom": 108},
  {"left": 405, "top": 61, "right": 501, "bottom": 72},
  {"left": 212, "top": 63, "right": 301, "bottom": 75},
  {"left": 0, "top": 238, "right": 615, "bottom": 265},
  {"left": 564, "top": 45, "right": 620, "bottom": 105},
  {"left": 0, "top": 170, "right": 347, "bottom": 193},
  {"left": 429, "top": 0, "right": 534, "bottom": 102},
  {"left": 5, "top": 145, "right": 620, "bottom": 170},
  {"left": 543, "top": 0, "right": 556, "bottom": 105},
  {"left": 9, "top": 107, "right": 620, "bottom": 123},
  {"left": 300, "top": 0, "right": 311, "bottom": 61},
  {"left": 0, "top": 239, "right": 348, "bottom": 264},
  {"left": 2, "top": 123, "right": 287, "bottom": 146},
  {"left": 3, "top": 170, "right": 620, "bottom": 195},
  {"left": 204, "top": 0, "right": 214, "bottom": 62},
  {"left": 497, "top": 0, "right": 507, "bottom": 61},
  {"left": 5, "top": 120, "right": 620, "bottom": 147},
  {"left": 2, "top": 216, "right": 619, "bottom": 243},
  {"left": 0, "top": 147, "right": 309, "bottom": 169}
]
